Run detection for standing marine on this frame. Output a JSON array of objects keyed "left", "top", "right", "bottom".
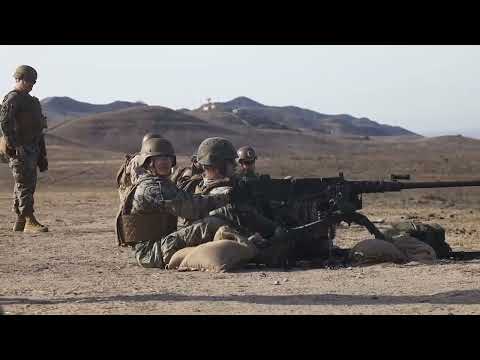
[{"left": 0, "top": 65, "right": 48, "bottom": 233}]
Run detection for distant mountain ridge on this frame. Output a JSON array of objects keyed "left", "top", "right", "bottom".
[
  {"left": 41, "top": 94, "right": 419, "bottom": 152},
  {"left": 41, "top": 96, "right": 148, "bottom": 127},
  {"left": 192, "top": 96, "right": 417, "bottom": 136}
]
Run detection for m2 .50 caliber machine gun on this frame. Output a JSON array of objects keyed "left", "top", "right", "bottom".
[{"left": 235, "top": 173, "right": 480, "bottom": 264}]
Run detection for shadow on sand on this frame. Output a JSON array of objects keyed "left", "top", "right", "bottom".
[{"left": 2, "top": 289, "right": 480, "bottom": 307}]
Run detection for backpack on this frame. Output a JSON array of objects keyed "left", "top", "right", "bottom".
[
  {"left": 385, "top": 221, "right": 452, "bottom": 258},
  {"left": 116, "top": 153, "right": 134, "bottom": 204}
]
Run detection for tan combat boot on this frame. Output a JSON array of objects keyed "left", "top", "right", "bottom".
[
  {"left": 24, "top": 214, "right": 49, "bottom": 233},
  {"left": 13, "top": 215, "right": 26, "bottom": 231}
]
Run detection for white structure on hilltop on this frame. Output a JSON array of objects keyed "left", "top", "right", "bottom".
[{"left": 202, "top": 97, "right": 216, "bottom": 111}]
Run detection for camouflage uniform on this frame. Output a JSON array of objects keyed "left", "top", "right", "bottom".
[
  {"left": 0, "top": 90, "right": 47, "bottom": 218},
  {"left": 130, "top": 172, "right": 233, "bottom": 267}
]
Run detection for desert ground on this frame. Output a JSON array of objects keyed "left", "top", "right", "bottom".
[{"left": 1, "top": 138, "right": 480, "bottom": 315}]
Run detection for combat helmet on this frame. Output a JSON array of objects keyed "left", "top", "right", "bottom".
[
  {"left": 13, "top": 65, "right": 38, "bottom": 83},
  {"left": 197, "top": 137, "right": 237, "bottom": 167},
  {"left": 237, "top": 146, "right": 257, "bottom": 163},
  {"left": 142, "top": 132, "right": 162, "bottom": 143},
  {"left": 139, "top": 137, "right": 176, "bottom": 167}
]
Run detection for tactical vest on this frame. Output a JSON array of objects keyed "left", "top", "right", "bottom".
[
  {"left": 11, "top": 92, "right": 47, "bottom": 146},
  {"left": 115, "top": 180, "right": 177, "bottom": 247}
]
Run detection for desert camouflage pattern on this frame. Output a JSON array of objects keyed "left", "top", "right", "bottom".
[
  {"left": 130, "top": 172, "right": 232, "bottom": 267},
  {"left": 9, "top": 143, "right": 40, "bottom": 215}
]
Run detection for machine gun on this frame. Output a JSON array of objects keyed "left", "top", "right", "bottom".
[{"left": 235, "top": 173, "right": 480, "bottom": 251}]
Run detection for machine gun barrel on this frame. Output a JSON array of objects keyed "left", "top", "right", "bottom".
[
  {"left": 349, "top": 179, "right": 480, "bottom": 194},
  {"left": 238, "top": 176, "right": 480, "bottom": 202},
  {"left": 398, "top": 180, "right": 480, "bottom": 190}
]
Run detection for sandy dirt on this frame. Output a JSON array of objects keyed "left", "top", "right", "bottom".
[{"left": 1, "top": 184, "right": 479, "bottom": 315}]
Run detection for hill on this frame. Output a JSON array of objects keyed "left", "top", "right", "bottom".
[
  {"left": 41, "top": 95, "right": 417, "bottom": 137},
  {"left": 49, "top": 105, "right": 238, "bottom": 154},
  {"left": 41, "top": 96, "right": 148, "bottom": 128}
]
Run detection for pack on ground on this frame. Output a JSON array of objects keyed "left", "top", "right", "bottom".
[{"left": 385, "top": 221, "right": 452, "bottom": 258}]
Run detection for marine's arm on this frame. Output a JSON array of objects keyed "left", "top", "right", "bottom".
[
  {"left": 132, "top": 180, "right": 231, "bottom": 220},
  {"left": 37, "top": 135, "right": 48, "bottom": 172},
  {"left": 168, "top": 186, "right": 231, "bottom": 220},
  {"left": 0, "top": 93, "right": 19, "bottom": 151}
]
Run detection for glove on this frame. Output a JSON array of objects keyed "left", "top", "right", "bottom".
[{"left": 38, "top": 157, "right": 48, "bottom": 172}]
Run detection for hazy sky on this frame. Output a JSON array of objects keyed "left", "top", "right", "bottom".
[{"left": 1, "top": 45, "right": 479, "bottom": 136}]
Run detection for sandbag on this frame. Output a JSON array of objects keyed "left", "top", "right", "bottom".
[
  {"left": 390, "top": 235, "right": 437, "bottom": 263},
  {"left": 178, "top": 240, "right": 257, "bottom": 272},
  {"left": 349, "top": 239, "right": 408, "bottom": 266},
  {"left": 167, "top": 247, "right": 196, "bottom": 269}
]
